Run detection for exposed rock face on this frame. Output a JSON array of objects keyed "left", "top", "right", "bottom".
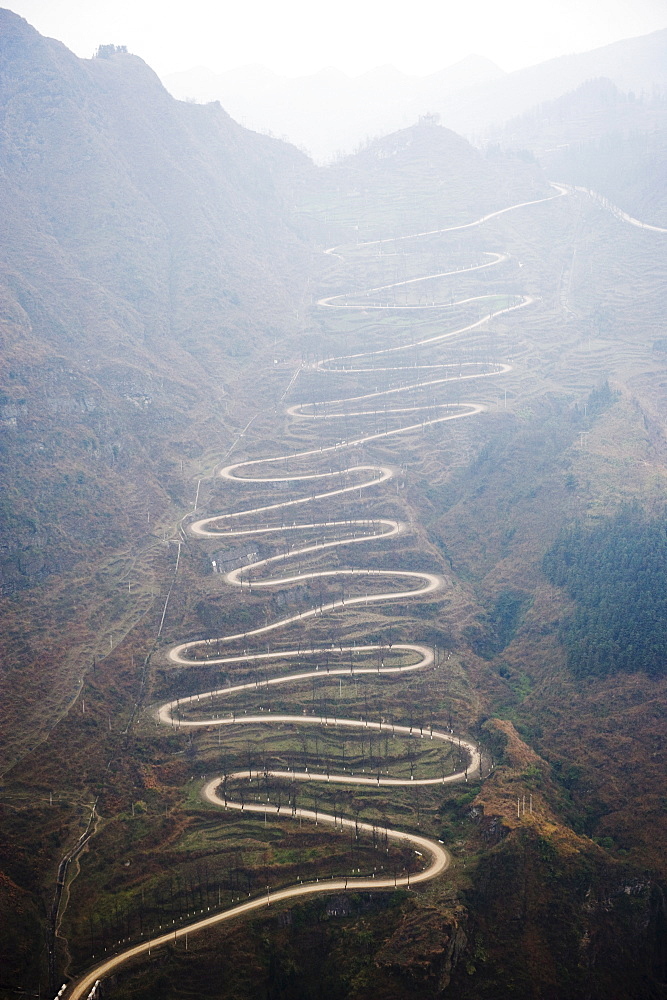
[
  {"left": 375, "top": 905, "right": 468, "bottom": 991},
  {"left": 444, "top": 721, "right": 667, "bottom": 999},
  {"left": 459, "top": 828, "right": 666, "bottom": 1000}
]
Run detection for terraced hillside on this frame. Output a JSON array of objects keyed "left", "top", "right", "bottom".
[
  {"left": 1, "top": 17, "right": 666, "bottom": 1000},
  {"left": 43, "top": 178, "right": 665, "bottom": 1000}
]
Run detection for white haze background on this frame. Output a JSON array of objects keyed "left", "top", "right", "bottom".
[
  {"left": 6, "top": 0, "right": 666, "bottom": 76},
  {"left": 7, "top": 0, "right": 666, "bottom": 161}
]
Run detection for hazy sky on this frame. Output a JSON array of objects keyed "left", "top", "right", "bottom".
[{"left": 6, "top": 0, "right": 667, "bottom": 78}]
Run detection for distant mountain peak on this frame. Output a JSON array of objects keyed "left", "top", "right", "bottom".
[
  {"left": 356, "top": 64, "right": 409, "bottom": 82},
  {"left": 161, "top": 30, "right": 666, "bottom": 163}
]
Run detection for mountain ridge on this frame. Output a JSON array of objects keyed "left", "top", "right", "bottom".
[
  {"left": 0, "top": 5, "right": 318, "bottom": 775},
  {"left": 163, "top": 29, "right": 666, "bottom": 161},
  {"left": 164, "top": 54, "right": 505, "bottom": 161}
]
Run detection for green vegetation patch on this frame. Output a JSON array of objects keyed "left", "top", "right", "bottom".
[
  {"left": 544, "top": 504, "right": 667, "bottom": 677},
  {"left": 464, "top": 589, "right": 531, "bottom": 660}
]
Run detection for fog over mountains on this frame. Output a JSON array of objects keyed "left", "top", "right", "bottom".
[
  {"left": 497, "top": 78, "right": 667, "bottom": 226},
  {"left": 1, "top": 8, "right": 667, "bottom": 1000},
  {"left": 164, "top": 55, "right": 502, "bottom": 162},
  {"left": 164, "top": 28, "right": 667, "bottom": 162}
]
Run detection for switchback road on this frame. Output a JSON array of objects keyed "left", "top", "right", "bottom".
[{"left": 64, "top": 189, "right": 565, "bottom": 1000}]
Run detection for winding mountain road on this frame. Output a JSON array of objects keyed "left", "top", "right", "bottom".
[
  {"left": 63, "top": 188, "right": 566, "bottom": 1000},
  {"left": 563, "top": 183, "right": 667, "bottom": 234}
]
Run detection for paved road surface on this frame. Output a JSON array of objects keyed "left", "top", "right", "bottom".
[{"left": 63, "top": 189, "right": 563, "bottom": 999}]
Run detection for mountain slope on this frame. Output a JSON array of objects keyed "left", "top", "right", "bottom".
[
  {"left": 164, "top": 56, "right": 505, "bottom": 163},
  {"left": 434, "top": 27, "right": 667, "bottom": 138},
  {"left": 305, "top": 116, "right": 548, "bottom": 243},
  {"left": 496, "top": 79, "right": 667, "bottom": 226},
  {"left": 0, "top": 7, "right": 316, "bottom": 767},
  {"left": 0, "top": 11, "right": 315, "bottom": 358}
]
